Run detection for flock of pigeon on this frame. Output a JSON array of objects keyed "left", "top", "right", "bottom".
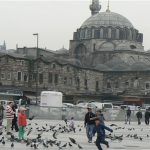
[{"left": 0, "top": 118, "right": 150, "bottom": 149}]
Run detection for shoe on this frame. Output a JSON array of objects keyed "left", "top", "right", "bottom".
[
  {"left": 106, "top": 143, "right": 109, "bottom": 148},
  {"left": 88, "top": 141, "right": 92, "bottom": 143}
]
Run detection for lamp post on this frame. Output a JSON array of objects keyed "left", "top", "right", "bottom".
[{"left": 33, "top": 33, "right": 39, "bottom": 105}]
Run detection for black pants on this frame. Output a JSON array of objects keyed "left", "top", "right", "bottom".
[
  {"left": 95, "top": 136, "right": 108, "bottom": 150},
  {"left": 11, "top": 116, "right": 19, "bottom": 132},
  {"left": 145, "top": 118, "right": 149, "bottom": 125},
  {"left": 138, "top": 118, "right": 141, "bottom": 125}
]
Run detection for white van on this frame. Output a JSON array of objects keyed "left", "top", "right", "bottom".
[
  {"left": 91, "top": 102, "right": 113, "bottom": 110},
  {"left": 40, "top": 91, "right": 63, "bottom": 107}
]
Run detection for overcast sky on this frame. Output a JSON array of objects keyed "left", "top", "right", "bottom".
[{"left": 0, "top": 0, "right": 150, "bottom": 51}]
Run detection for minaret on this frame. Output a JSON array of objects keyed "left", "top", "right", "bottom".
[
  {"left": 106, "top": 0, "right": 110, "bottom": 12},
  {"left": 3, "top": 40, "right": 6, "bottom": 50},
  {"left": 90, "top": 0, "right": 101, "bottom": 16}
]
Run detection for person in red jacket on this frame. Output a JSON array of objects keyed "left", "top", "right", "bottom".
[{"left": 18, "top": 107, "right": 27, "bottom": 140}]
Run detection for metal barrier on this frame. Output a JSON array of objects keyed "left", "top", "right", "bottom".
[{"left": 28, "top": 106, "right": 146, "bottom": 122}]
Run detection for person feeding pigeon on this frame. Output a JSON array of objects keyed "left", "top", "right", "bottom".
[
  {"left": 84, "top": 106, "right": 96, "bottom": 143},
  {"left": 18, "top": 107, "right": 27, "bottom": 140},
  {"left": 93, "top": 118, "right": 113, "bottom": 150}
]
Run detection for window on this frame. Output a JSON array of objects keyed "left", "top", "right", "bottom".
[
  {"left": 64, "top": 77, "right": 67, "bottom": 85},
  {"left": 69, "top": 77, "right": 72, "bottom": 85},
  {"left": 24, "top": 74, "right": 28, "bottom": 82},
  {"left": 93, "top": 43, "right": 96, "bottom": 51},
  {"left": 115, "top": 82, "right": 119, "bottom": 88},
  {"left": 67, "top": 66, "right": 70, "bottom": 72},
  {"left": 107, "top": 82, "right": 111, "bottom": 89},
  {"left": 54, "top": 74, "right": 58, "bottom": 85},
  {"left": 17, "top": 72, "right": 22, "bottom": 81},
  {"left": 7, "top": 73, "right": 11, "bottom": 80},
  {"left": 76, "top": 77, "right": 80, "bottom": 90},
  {"left": 48, "top": 73, "right": 53, "bottom": 83},
  {"left": 96, "top": 81, "right": 99, "bottom": 91},
  {"left": 146, "top": 83, "right": 150, "bottom": 89},
  {"left": 1, "top": 73, "right": 5, "bottom": 80},
  {"left": 39, "top": 73, "right": 43, "bottom": 84},
  {"left": 84, "top": 79, "right": 88, "bottom": 89},
  {"left": 52, "top": 63, "right": 56, "bottom": 69},
  {"left": 100, "top": 28, "right": 104, "bottom": 38}
]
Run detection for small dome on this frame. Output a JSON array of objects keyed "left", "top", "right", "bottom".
[{"left": 81, "top": 11, "right": 134, "bottom": 29}]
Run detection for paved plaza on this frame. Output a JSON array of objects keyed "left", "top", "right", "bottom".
[{"left": 0, "top": 120, "right": 150, "bottom": 150}]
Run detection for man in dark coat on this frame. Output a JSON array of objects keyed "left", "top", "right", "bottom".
[
  {"left": 93, "top": 118, "right": 113, "bottom": 150},
  {"left": 125, "top": 107, "right": 131, "bottom": 124},
  {"left": 84, "top": 107, "right": 96, "bottom": 143},
  {"left": 136, "top": 109, "right": 142, "bottom": 125},
  {"left": 145, "top": 109, "right": 150, "bottom": 125}
]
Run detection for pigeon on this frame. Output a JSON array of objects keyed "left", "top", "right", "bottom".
[
  {"left": 69, "top": 137, "right": 77, "bottom": 144},
  {"left": 78, "top": 144, "right": 83, "bottom": 149},
  {"left": 11, "top": 142, "right": 14, "bottom": 148},
  {"left": 110, "top": 124, "right": 118, "bottom": 127},
  {"left": 29, "top": 115, "right": 35, "bottom": 120}
]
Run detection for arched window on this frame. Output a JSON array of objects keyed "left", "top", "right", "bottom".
[
  {"left": 100, "top": 28, "right": 104, "bottom": 38},
  {"left": 94, "top": 29, "right": 100, "bottom": 38},
  {"left": 116, "top": 28, "right": 120, "bottom": 39},
  {"left": 108, "top": 28, "right": 112, "bottom": 39}
]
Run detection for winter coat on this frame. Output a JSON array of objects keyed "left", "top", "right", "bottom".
[
  {"left": 93, "top": 124, "right": 113, "bottom": 140},
  {"left": 18, "top": 113, "right": 27, "bottom": 127},
  {"left": 145, "top": 111, "right": 150, "bottom": 119},
  {"left": 136, "top": 111, "right": 142, "bottom": 119},
  {"left": 126, "top": 109, "right": 131, "bottom": 117},
  {"left": 84, "top": 112, "right": 96, "bottom": 126}
]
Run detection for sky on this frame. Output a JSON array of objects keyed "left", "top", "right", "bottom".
[{"left": 0, "top": 0, "right": 150, "bottom": 51}]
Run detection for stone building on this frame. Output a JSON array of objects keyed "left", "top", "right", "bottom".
[{"left": 1, "top": 0, "right": 150, "bottom": 105}]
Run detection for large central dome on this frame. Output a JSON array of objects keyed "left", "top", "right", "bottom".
[{"left": 81, "top": 11, "right": 134, "bottom": 29}]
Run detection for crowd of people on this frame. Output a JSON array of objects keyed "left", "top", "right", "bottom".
[
  {"left": 0, "top": 102, "right": 27, "bottom": 141},
  {"left": 125, "top": 107, "right": 150, "bottom": 125}
]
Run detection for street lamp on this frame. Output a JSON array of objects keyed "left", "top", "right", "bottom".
[{"left": 33, "top": 33, "right": 39, "bottom": 105}]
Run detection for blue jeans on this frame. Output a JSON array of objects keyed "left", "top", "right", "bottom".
[{"left": 86, "top": 124, "right": 95, "bottom": 142}]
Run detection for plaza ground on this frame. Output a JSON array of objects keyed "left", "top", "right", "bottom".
[{"left": 0, "top": 120, "right": 150, "bottom": 150}]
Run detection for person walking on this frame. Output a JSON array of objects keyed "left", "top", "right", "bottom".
[
  {"left": 11, "top": 103, "right": 19, "bottom": 132},
  {"left": 136, "top": 109, "right": 142, "bottom": 125},
  {"left": 93, "top": 118, "right": 113, "bottom": 150},
  {"left": 18, "top": 107, "right": 27, "bottom": 140},
  {"left": 84, "top": 106, "right": 96, "bottom": 143},
  {"left": 6, "top": 102, "right": 15, "bottom": 135},
  {"left": 125, "top": 107, "right": 131, "bottom": 124},
  {"left": 145, "top": 109, "right": 150, "bottom": 125}
]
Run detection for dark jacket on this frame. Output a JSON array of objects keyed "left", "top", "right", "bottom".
[
  {"left": 145, "top": 111, "right": 150, "bottom": 119},
  {"left": 84, "top": 112, "right": 96, "bottom": 126},
  {"left": 93, "top": 124, "right": 113, "bottom": 140},
  {"left": 136, "top": 111, "right": 142, "bottom": 119},
  {"left": 126, "top": 109, "right": 131, "bottom": 117}
]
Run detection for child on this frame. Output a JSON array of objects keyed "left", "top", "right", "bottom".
[
  {"left": 69, "top": 117, "right": 75, "bottom": 133},
  {"left": 18, "top": 107, "right": 27, "bottom": 140},
  {"left": 93, "top": 118, "right": 113, "bottom": 150}
]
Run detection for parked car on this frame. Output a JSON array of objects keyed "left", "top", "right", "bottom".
[{"left": 91, "top": 102, "right": 113, "bottom": 110}]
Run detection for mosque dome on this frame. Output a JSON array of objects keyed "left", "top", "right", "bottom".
[{"left": 81, "top": 11, "right": 134, "bottom": 29}]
